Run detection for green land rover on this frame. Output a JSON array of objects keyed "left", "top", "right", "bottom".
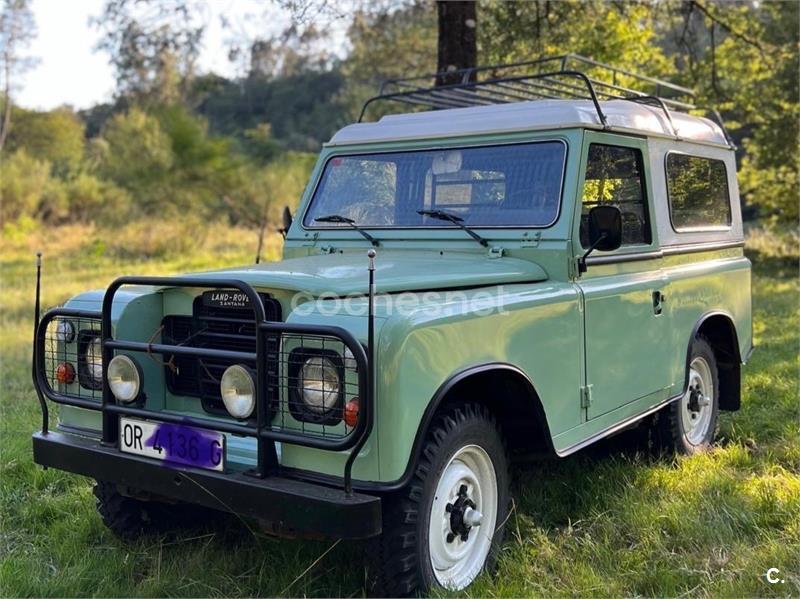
[{"left": 32, "top": 56, "right": 752, "bottom": 596}]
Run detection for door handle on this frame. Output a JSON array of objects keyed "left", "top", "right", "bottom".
[{"left": 652, "top": 290, "right": 665, "bottom": 315}]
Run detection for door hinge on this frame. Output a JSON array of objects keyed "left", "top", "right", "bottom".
[{"left": 580, "top": 384, "right": 593, "bottom": 409}]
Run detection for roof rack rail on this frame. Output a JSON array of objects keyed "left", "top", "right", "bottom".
[{"left": 359, "top": 54, "right": 733, "bottom": 146}]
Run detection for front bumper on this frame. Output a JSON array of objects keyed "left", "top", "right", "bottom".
[{"left": 33, "top": 431, "right": 382, "bottom": 540}]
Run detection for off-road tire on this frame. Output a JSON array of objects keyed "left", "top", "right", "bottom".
[
  {"left": 93, "top": 480, "right": 212, "bottom": 541},
  {"left": 366, "top": 403, "right": 510, "bottom": 597},
  {"left": 653, "top": 336, "right": 720, "bottom": 455}
]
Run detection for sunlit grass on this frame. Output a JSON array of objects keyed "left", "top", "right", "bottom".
[{"left": 1, "top": 224, "right": 798, "bottom": 597}]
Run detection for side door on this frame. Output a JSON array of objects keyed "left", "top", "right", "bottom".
[{"left": 575, "top": 132, "right": 673, "bottom": 419}]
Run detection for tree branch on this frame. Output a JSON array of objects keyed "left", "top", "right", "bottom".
[{"left": 692, "top": 0, "right": 767, "bottom": 56}]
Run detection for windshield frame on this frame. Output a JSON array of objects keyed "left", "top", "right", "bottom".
[{"left": 301, "top": 138, "right": 569, "bottom": 231}]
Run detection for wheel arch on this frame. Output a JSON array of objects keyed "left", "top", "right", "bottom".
[
  {"left": 392, "top": 363, "right": 555, "bottom": 488},
  {"left": 689, "top": 311, "right": 742, "bottom": 411}
]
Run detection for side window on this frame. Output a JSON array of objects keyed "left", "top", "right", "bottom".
[
  {"left": 666, "top": 154, "right": 731, "bottom": 230},
  {"left": 580, "top": 144, "right": 652, "bottom": 248}
]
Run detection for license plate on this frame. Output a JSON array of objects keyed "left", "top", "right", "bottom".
[
  {"left": 119, "top": 417, "right": 225, "bottom": 472},
  {"left": 202, "top": 290, "right": 251, "bottom": 309}
]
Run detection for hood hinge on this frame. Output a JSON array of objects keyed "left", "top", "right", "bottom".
[{"left": 487, "top": 246, "right": 505, "bottom": 259}]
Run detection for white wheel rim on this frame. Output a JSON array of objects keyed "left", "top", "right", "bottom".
[
  {"left": 428, "top": 444, "right": 498, "bottom": 590},
  {"left": 680, "top": 356, "right": 714, "bottom": 445}
]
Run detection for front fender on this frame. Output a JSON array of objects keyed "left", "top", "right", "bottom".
[
  {"left": 57, "top": 287, "right": 165, "bottom": 433},
  {"left": 372, "top": 281, "right": 581, "bottom": 483}
]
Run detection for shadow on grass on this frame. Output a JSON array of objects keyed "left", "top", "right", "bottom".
[{"left": 745, "top": 249, "right": 798, "bottom": 278}]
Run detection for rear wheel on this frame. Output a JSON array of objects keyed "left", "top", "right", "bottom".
[
  {"left": 366, "top": 403, "right": 509, "bottom": 596},
  {"left": 653, "top": 337, "right": 719, "bottom": 454}
]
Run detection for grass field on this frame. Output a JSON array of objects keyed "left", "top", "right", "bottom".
[{"left": 1, "top": 223, "right": 798, "bottom": 597}]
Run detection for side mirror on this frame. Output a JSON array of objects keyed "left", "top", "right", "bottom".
[
  {"left": 578, "top": 205, "right": 622, "bottom": 273},
  {"left": 588, "top": 205, "right": 622, "bottom": 251},
  {"left": 280, "top": 206, "right": 293, "bottom": 238}
]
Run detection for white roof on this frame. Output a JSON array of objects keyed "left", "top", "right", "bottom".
[{"left": 329, "top": 99, "right": 729, "bottom": 147}]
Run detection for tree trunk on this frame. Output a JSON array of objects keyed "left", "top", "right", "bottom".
[
  {"left": 435, "top": 1, "right": 477, "bottom": 86},
  {"left": 0, "top": 57, "right": 11, "bottom": 151}
]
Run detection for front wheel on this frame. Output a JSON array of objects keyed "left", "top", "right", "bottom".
[
  {"left": 654, "top": 336, "right": 720, "bottom": 454},
  {"left": 94, "top": 481, "right": 218, "bottom": 541},
  {"left": 367, "top": 403, "right": 509, "bottom": 596}
]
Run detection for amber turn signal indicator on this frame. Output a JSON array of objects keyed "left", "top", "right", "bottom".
[
  {"left": 344, "top": 398, "right": 359, "bottom": 428},
  {"left": 56, "top": 362, "right": 76, "bottom": 384}
]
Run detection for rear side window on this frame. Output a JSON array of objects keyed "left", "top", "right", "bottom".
[
  {"left": 666, "top": 154, "right": 731, "bottom": 231},
  {"left": 580, "top": 144, "right": 651, "bottom": 248}
]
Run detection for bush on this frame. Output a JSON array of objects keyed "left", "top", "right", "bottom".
[
  {"left": 97, "top": 108, "right": 174, "bottom": 211},
  {"left": 101, "top": 219, "right": 203, "bottom": 259},
  {"left": 66, "top": 173, "right": 132, "bottom": 224},
  {"left": 0, "top": 151, "right": 56, "bottom": 225},
  {"left": 5, "top": 107, "right": 86, "bottom": 176}
]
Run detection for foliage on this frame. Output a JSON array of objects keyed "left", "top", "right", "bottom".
[
  {"left": 480, "top": 1, "right": 673, "bottom": 76},
  {"left": 0, "top": 0, "right": 37, "bottom": 149},
  {"left": 192, "top": 70, "right": 346, "bottom": 152},
  {"left": 5, "top": 106, "right": 86, "bottom": 175},
  {"left": 0, "top": 101, "right": 315, "bottom": 229},
  {"left": 247, "top": 24, "right": 335, "bottom": 79},
  {"left": 680, "top": 1, "right": 800, "bottom": 223},
  {"left": 91, "top": 0, "right": 205, "bottom": 106},
  {"left": 2, "top": 0, "right": 797, "bottom": 231},
  {"left": 64, "top": 173, "right": 132, "bottom": 224},
  {"left": 96, "top": 107, "right": 173, "bottom": 199},
  {"left": 222, "top": 151, "right": 317, "bottom": 229},
  {"left": 0, "top": 149, "right": 53, "bottom": 223},
  {"left": 342, "top": 1, "right": 436, "bottom": 121}
]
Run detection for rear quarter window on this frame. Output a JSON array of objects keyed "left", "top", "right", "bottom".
[{"left": 666, "top": 153, "right": 731, "bottom": 231}]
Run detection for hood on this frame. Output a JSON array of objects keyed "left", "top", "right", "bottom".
[{"left": 189, "top": 250, "right": 548, "bottom": 296}]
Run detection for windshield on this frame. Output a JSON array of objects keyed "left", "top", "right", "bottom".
[{"left": 303, "top": 141, "right": 566, "bottom": 228}]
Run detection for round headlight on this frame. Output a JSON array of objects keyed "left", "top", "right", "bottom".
[
  {"left": 85, "top": 336, "right": 103, "bottom": 383},
  {"left": 55, "top": 320, "right": 75, "bottom": 343},
  {"left": 220, "top": 365, "right": 255, "bottom": 419},
  {"left": 108, "top": 355, "right": 141, "bottom": 403},
  {"left": 299, "top": 356, "right": 340, "bottom": 414}
]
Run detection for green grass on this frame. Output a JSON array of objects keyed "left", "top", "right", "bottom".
[{"left": 1, "top": 223, "right": 798, "bottom": 597}]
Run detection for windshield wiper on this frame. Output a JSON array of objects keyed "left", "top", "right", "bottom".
[
  {"left": 315, "top": 214, "right": 380, "bottom": 247},
  {"left": 417, "top": 209, "right": 488, "bottom": 247}
]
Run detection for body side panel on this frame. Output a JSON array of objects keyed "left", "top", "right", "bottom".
[{"left": 661, "top": 249, "right": 752, "bottom": 387}]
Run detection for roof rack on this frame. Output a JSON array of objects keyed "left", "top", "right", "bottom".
[{"left": 359, "top": 54, "right": 733, "bottom": 146}]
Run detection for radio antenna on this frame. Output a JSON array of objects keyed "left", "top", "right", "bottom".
[{"left": 32, "top": 252, "right": 49, "bottom": 434}]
